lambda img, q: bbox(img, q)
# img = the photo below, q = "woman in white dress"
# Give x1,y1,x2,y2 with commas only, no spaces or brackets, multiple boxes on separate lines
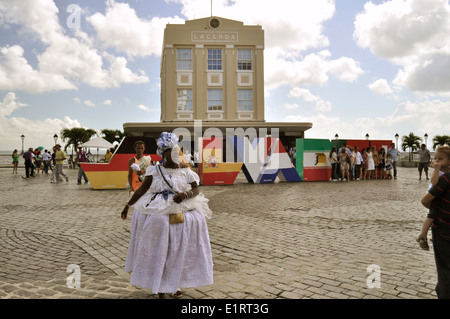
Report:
367,147,375,179
121,132,213,298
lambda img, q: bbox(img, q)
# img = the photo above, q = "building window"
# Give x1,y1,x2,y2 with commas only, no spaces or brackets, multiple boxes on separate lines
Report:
238,89,253,111
207,49,222,70
207,89,223,111
237,49,252,70
177,89,192,111
177,48,192,70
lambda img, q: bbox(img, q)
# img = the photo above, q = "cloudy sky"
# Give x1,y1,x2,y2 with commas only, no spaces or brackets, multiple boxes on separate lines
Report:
1,0,449,151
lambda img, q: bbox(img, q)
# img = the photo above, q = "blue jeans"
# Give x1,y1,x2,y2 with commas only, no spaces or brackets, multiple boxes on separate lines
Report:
77,166,88,183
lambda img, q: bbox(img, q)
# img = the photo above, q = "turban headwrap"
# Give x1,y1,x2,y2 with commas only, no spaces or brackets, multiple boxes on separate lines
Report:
156,132,179,157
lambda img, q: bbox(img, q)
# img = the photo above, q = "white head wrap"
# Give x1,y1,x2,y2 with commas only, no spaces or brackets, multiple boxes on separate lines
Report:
156,132,179,157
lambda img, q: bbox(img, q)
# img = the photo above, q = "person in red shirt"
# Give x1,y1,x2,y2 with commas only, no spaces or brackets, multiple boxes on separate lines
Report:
76,145,89,185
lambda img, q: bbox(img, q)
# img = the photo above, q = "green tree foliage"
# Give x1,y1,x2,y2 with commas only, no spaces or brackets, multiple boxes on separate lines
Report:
401,132,422,161
100,129,129,144
60,127,97,152
432,135,450,150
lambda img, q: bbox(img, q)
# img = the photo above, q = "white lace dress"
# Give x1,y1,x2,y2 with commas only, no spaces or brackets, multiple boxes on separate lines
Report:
367,152,375,171
125,166,214,294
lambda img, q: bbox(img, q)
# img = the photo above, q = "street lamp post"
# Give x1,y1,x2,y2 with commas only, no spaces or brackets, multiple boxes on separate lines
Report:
20,135,25,154
424,133,428,148
53,134,58,145
395,133,399,147
335,134,339,140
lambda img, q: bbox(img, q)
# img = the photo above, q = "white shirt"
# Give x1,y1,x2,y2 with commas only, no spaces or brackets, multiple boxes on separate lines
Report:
355,152,363,165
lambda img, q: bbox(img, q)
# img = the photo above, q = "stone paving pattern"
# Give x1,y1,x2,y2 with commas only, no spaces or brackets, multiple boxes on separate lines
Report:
0,166,438,299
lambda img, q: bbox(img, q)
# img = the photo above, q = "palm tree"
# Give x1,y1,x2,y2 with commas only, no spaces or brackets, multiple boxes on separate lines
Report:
60,127,97,157
401,132,422,161
100,129,129,144
432,135,450,150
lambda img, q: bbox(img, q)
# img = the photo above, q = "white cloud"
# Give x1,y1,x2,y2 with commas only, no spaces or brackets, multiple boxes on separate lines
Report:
289,88,319,102
0,45,76,93
84,100,96,107
169,0,335,52
87,0,184,58
328,57,365,83
315,100,332,112
0,93,81,150
0,92,27,117
137,104,151,112
0,0,149,93
368,78,393,95
265,50,363,92
103,100,112,105
168,0,362,92
288,87,332,112
354,0,450,93
0,116,82,151
284,98,450,143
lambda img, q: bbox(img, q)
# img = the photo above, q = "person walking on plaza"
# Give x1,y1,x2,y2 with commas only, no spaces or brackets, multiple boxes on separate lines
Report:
387,143,400,179
54,144,69,183
11,149,19,174
42,150,51,174
76,145,89,185
22,147,35,178
416,144,431,180
34,150,42,175
121,132,213,299
50,147,58,183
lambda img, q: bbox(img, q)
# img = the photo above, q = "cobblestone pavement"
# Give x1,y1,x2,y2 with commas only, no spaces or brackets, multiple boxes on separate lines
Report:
0,166,438,299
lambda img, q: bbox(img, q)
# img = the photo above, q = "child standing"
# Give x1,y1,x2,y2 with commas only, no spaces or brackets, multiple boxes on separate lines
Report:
421,146,450,299
417,146,450,250
385,154,393,179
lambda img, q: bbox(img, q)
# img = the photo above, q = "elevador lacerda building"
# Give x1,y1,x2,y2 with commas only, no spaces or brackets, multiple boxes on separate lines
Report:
123,16,312,151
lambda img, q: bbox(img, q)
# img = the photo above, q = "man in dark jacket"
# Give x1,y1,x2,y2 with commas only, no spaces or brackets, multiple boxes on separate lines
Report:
22,147,35,178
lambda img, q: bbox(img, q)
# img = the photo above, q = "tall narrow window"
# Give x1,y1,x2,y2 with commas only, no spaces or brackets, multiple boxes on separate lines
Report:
177,89,192,111
207,89,223,111
237,49,252,70
238,89,253,111
207,49,222,70
177,48,192,70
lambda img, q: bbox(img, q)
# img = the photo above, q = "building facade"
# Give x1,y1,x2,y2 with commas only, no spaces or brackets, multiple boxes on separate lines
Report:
160,16,265,123
123,16,312,149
